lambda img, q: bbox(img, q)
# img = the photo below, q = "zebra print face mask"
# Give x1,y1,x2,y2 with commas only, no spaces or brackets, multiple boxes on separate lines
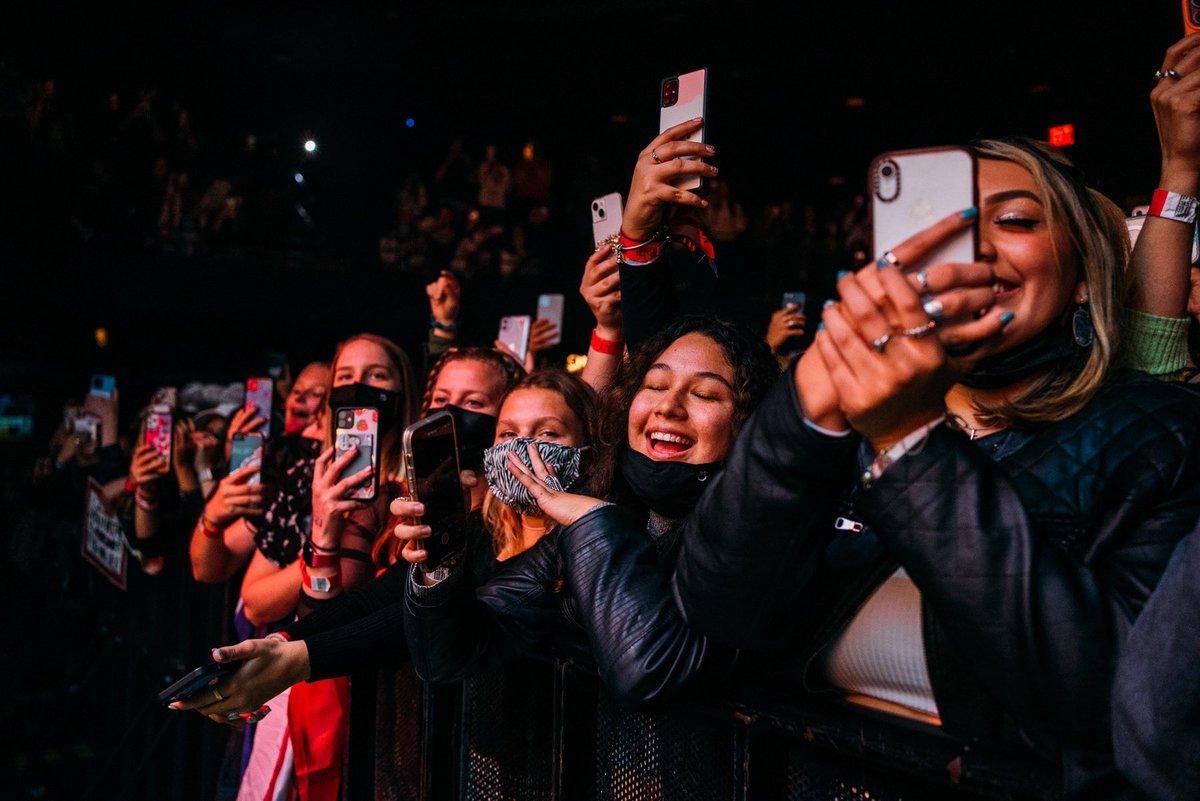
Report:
482,437,586,516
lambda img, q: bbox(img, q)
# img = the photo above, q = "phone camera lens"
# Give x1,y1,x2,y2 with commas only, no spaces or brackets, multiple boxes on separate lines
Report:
598,209,605,218
881,165,894,177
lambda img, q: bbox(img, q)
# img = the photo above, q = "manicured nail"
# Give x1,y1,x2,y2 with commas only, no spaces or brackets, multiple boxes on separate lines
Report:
822,299,836,309
960,207,979,220
817,322,825,331
709,166,719,175
1000,311,1015,326
212,649,225,661
692,116,703,123
412,503,424,515
169,702,183,711
700,199,709,207
705,144,716,154
836,270,849,281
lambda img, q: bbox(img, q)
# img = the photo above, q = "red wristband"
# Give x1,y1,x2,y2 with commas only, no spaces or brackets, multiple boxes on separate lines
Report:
590,329,624,355
618,228,666,265
301,561,342,593
198,515,224,539
124,477,137,494
1148,189,1198,224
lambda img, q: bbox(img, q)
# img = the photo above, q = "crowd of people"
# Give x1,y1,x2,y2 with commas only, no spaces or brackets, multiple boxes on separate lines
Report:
14,31,1200,801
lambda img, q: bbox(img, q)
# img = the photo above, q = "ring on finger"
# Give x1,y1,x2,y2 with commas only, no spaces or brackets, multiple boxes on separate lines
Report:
1168,68,1182,80
916,269,931,294
903,322,936,339
543,475,564,492
213,687,225,702
876,250,902,270
922,295,944,320
651,149,662,164
871,334,892,354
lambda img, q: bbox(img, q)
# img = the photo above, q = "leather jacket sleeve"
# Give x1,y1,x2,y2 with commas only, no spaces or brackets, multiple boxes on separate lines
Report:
404,533,559,683
672,365,860,649
558,504,736,707
857,382,1200,752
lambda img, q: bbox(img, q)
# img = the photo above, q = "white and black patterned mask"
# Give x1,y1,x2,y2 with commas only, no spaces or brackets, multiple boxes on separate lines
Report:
482,437,586,516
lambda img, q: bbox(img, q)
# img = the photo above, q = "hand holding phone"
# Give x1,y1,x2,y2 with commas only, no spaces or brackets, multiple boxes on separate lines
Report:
145,412,174,474
535,295,564,347
624,119,714,241
402,412,468,570
496,315,532,365
658,68,709,191
870,146,977,269
244,378,275,439
591,193,624,250
229,433,264,485
157,660,238,706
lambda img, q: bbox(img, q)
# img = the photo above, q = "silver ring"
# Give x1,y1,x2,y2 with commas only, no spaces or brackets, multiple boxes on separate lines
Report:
1156,69,1165,81
1168,68,1182,80
651,149,662,164
875,250,901,269
903,322,936,339
543,475,564,492
922,296,944,320
226,712,242,721
916,269,931,293
871,334,892,353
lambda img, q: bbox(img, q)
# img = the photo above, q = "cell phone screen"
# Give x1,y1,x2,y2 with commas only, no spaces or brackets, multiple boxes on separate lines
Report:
230,433,263,485
404,412,467,569
244,377,274,439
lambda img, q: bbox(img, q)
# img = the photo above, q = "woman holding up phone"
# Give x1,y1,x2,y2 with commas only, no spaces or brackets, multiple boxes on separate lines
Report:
669,139,1200,793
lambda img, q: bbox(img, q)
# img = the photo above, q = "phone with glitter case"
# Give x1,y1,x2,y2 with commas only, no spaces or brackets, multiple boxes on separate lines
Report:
591,192,624,250
145,411,173,474
870,146,977,271
658,68,709,191
244,377,275,439
334,407,380,501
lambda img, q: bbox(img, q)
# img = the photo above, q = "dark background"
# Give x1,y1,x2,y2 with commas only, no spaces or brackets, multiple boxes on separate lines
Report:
0,1,1185,425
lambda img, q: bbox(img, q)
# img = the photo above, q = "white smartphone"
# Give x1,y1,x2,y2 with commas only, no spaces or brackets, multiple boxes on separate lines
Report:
658,68,709,191
870,146,977,270
536,294,564,347
591,193,624,250
498,315,532,364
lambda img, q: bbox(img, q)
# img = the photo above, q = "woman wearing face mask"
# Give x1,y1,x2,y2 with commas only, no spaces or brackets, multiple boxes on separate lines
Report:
171,348,520,719
400,319,776,694
670,140,1200,794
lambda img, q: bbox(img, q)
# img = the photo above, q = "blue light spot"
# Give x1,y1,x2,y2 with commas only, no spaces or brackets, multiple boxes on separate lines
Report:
405,118,415,128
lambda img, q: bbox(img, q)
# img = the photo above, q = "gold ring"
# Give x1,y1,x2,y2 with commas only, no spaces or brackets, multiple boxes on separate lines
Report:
212,687,224,702
651,149,661,164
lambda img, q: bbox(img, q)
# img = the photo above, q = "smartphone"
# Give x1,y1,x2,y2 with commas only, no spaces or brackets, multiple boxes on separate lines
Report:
229,432,264,485
89,374,116,399
1186,0,1200,34
498,315,532,364
781,291,807,311
659,67,709,191
151,386,178,412
244,377,274,439
334,407,380,501
870,146,977,271
145,411,173,474
74,415,101,447
402,411,468,570
591,192,624,250
157,661,238,706
536,294,564,348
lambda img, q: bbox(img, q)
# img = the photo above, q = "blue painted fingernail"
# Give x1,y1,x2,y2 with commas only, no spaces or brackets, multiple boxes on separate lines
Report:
836,270,849,281
822,299,836,309
960,206,979,220
212,649,225,661
1000,311,1015,326
817,322,825,331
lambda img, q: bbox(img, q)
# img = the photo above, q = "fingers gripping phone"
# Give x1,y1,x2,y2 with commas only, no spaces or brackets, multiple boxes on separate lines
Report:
870,146,977,270
229,433,264,485
334,407,380,501
591,192,624,250
244,377,275,439
537,294,564,347
157,661,238,706
145,411,173,474
498,315,532,364
402,411,469,570
659,68,709,191
782,291,807,311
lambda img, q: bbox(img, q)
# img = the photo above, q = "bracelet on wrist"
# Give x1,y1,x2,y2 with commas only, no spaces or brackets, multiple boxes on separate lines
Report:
616,227,669,266
198,514,225,539
429,314,459,333
590,329,625,356
266,631,291,643
124,477,137,494
136,494,158,511
300,561,342,593
1148,189,1198,225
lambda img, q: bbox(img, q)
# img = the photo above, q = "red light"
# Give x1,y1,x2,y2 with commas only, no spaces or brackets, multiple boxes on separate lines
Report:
1048,124,1075,147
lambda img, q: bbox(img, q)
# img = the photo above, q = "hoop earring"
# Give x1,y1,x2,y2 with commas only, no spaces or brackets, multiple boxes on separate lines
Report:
1072,303,1094,348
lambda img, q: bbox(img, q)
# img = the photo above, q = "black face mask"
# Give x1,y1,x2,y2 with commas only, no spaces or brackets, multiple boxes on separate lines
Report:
441,405,498,470
619,447,719,518
328,383,401,437
958,322,1077,391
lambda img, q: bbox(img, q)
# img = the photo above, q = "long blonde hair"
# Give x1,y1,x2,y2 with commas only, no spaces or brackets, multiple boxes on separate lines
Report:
969,139,1130,428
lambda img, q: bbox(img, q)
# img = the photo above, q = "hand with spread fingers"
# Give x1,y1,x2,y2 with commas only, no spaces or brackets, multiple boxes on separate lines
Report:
795,208,1004,436
623,118,717,240
169,638,310,726
504,442,606,528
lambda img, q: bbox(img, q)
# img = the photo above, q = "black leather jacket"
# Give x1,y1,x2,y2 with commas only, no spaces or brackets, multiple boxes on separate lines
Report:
673,366,1200,761
405,503,729,706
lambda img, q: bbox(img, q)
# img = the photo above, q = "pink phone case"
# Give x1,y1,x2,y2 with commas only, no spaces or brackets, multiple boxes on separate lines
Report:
145,412,172,473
